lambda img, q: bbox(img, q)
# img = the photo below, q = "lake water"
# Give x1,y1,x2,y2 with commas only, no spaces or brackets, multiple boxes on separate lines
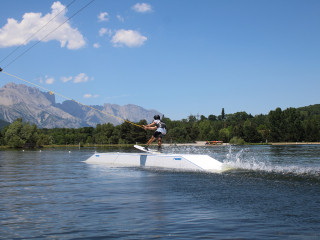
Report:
1,145,319,239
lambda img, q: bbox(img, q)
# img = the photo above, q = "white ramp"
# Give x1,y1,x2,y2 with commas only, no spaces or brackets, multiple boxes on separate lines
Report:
85,152,223,173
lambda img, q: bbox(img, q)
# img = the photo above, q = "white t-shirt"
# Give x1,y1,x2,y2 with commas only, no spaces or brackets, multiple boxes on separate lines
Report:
154,119,167,135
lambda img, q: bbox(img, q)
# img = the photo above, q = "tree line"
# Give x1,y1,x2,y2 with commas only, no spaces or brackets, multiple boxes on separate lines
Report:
0,105,319,148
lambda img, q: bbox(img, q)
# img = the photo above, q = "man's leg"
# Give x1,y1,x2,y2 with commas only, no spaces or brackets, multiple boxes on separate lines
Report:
145,136,155,150
157,137,162,151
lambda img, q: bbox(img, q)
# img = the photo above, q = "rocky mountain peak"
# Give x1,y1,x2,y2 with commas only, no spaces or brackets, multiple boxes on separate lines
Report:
0,82,162,128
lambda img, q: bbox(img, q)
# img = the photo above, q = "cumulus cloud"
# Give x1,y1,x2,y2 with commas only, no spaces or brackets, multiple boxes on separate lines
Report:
132,3,152,13
93,43,100,48
0,1,85,49
117,15,124,22
38,75,55,84
46,77,55,84
111,29,147,47
99,27,112,37
61,73,93,83
98,12,109,22
74,73,89,83
61,76,72,83
84,93,99,99
99,28,107,36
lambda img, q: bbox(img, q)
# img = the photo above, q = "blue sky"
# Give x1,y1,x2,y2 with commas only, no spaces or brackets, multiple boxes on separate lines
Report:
0,0,319,120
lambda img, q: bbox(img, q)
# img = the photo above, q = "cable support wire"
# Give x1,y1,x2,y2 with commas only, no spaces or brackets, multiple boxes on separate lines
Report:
0,70,144,129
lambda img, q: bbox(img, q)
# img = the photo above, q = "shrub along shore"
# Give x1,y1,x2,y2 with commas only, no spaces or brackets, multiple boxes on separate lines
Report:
1,142,320,150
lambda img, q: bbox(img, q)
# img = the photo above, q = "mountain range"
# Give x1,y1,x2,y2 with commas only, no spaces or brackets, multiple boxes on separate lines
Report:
0,83,161,128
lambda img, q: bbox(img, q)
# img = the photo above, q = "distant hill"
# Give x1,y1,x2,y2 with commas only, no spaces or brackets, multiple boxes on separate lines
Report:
0,83,161,128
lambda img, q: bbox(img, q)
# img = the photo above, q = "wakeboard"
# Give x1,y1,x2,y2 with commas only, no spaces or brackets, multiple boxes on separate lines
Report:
134,145,160,154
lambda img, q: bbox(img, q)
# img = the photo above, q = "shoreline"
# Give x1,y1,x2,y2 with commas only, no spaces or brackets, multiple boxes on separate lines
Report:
164,141,320,146
1,142,320,150
270,142,320,145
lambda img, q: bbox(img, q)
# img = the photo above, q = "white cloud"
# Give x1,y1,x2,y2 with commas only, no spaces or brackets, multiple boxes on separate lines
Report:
132,3,152,13
46,77,55,84
0,1,85,49
61,76,72,82
99,27,112,37
111,29,147,47
37,75,55,84
99,28,107,36
98,12,109,22
61,73,93,83
93,43,100,48
117,15,124,22
84,93,99,98
74,73,89,83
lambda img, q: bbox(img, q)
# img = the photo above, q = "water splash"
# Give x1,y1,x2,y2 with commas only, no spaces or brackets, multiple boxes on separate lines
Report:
161,145,320,179
223,145,320,179
224,146,269,171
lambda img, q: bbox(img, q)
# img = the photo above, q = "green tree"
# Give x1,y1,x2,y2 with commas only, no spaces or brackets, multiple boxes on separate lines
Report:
208,115,217,122
120,121,134,143
304,116,320,141
257,124,270,143
268,108,284,142
51,128,66,145
211,121,224,140
110,126,121,144
21,123,38,148
4,119,39,148
0,130,3,145
4,118,25,147
243,119,262,143
166,127,189,143
37,133,53,146
219,127,231,142
198,120,212,140
282,108,303,141
200,115,207,121
132,120,148,144
232,124,244,139
188,115,197,124
94,123,112,144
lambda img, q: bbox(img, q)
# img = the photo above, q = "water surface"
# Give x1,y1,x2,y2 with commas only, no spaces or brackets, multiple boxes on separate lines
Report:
1,145,319,239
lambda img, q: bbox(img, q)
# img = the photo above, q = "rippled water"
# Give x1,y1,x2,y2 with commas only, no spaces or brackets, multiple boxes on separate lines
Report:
1,145,320,239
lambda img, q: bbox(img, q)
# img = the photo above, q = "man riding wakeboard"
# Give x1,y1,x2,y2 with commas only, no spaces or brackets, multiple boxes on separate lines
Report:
143,115,167,151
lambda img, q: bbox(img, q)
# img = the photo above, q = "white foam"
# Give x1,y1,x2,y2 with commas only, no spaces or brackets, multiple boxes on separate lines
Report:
223,146,320,177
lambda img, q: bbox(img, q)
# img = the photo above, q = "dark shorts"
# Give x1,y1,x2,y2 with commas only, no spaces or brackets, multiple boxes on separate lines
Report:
153,131,164,138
